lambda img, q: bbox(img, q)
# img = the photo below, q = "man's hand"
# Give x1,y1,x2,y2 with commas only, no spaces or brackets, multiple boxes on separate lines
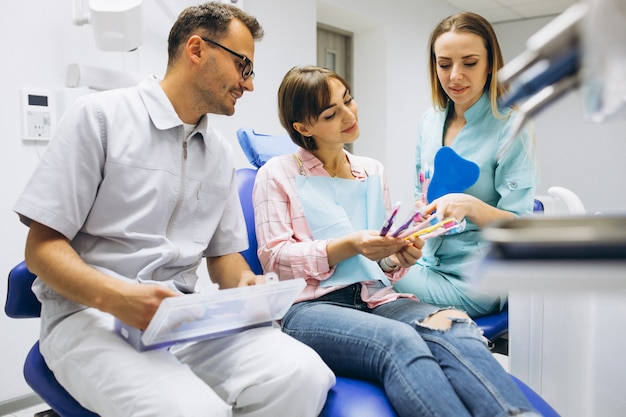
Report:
237,270,266,287
104,281,180,331
208,253,262,289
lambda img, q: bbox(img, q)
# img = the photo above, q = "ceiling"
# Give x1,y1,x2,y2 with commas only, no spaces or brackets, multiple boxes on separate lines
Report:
442,0,579,23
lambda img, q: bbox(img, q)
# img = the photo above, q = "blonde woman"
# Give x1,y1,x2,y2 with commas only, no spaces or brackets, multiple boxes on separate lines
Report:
395,12,538,317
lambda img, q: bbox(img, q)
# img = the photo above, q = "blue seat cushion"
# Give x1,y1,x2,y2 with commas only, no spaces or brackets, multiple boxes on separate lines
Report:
321,374,560,417
24,341,99,417
474,305,509,341
319,377,397,417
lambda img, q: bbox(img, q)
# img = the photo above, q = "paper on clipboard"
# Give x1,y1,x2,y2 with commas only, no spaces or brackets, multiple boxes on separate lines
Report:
115,275,306,351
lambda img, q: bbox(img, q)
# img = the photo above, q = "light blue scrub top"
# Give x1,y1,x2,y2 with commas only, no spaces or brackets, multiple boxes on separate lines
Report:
397,93,538,314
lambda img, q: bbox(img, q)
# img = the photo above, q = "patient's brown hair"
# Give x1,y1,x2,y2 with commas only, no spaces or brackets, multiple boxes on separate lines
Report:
278,66,351,151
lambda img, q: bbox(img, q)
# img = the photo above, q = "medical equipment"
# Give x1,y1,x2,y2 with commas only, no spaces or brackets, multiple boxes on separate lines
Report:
498,3,587,88
72,0,143,52
499,0,626,127
581,0,626,122
66,63,145,91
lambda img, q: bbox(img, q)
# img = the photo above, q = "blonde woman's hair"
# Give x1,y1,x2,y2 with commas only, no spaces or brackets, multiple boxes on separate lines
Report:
427,12,508,118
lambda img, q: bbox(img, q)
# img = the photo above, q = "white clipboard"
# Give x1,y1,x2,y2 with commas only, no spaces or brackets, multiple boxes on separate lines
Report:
115,275,305,351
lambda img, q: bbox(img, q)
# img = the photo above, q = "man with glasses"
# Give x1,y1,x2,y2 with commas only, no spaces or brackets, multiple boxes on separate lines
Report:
13,3,334,417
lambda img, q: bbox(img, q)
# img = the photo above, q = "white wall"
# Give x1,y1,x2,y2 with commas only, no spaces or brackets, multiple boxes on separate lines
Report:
2,0,625,406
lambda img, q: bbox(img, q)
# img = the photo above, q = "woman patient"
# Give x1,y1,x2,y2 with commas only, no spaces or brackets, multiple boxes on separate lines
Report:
252,65,540,417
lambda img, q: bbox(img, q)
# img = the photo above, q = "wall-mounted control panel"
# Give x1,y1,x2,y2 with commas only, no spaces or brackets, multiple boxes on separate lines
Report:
21,90,55,141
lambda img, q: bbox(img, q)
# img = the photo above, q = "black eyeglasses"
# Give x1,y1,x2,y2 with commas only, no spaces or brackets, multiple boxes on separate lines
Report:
201,37,255,80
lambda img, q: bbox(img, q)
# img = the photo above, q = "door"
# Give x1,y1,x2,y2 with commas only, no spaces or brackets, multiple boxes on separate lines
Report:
317,24,354,152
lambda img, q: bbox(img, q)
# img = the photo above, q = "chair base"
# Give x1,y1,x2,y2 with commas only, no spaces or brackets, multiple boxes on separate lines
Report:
34,410,60,417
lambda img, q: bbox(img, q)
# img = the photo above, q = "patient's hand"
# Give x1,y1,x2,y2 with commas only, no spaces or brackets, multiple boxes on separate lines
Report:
327,230,408,266
391,236,423,268
353,231,408,261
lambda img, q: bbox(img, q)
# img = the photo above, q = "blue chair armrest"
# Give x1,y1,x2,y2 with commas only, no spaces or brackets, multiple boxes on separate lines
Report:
5,260,40,318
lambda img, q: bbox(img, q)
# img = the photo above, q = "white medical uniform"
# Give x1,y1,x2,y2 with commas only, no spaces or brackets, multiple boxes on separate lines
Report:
14,76,334,417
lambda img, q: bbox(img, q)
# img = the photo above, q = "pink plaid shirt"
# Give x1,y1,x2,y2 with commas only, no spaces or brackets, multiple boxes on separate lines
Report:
253,148,416,307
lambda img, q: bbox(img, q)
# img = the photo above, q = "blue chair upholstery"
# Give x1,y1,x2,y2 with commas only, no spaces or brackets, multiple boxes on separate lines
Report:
319,378,396,417
512,375,560,417
474,305,509,342
5,261,99,417
237,127,298,169
5,260,40,318
237,168,264,275
234,128,560,416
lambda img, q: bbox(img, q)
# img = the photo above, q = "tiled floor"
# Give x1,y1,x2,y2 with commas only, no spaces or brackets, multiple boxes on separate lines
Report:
0,403,53,417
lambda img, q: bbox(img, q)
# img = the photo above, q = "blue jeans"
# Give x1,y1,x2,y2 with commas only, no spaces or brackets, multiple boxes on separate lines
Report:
281,284,539,417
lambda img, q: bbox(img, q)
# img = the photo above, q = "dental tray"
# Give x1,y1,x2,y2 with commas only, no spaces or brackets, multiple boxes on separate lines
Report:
115,275,305,351
482,215,626,260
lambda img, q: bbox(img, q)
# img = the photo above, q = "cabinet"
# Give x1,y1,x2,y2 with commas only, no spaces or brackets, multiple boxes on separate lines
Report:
477,256,626,417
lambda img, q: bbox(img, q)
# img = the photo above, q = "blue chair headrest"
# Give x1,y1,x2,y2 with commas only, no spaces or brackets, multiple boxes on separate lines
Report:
237,128,299,168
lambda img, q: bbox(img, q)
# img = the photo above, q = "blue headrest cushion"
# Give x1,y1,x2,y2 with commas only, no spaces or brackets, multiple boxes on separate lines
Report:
236,128,299,168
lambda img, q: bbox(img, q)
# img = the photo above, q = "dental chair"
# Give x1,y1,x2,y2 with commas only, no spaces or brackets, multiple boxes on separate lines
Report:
235,127,560,417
